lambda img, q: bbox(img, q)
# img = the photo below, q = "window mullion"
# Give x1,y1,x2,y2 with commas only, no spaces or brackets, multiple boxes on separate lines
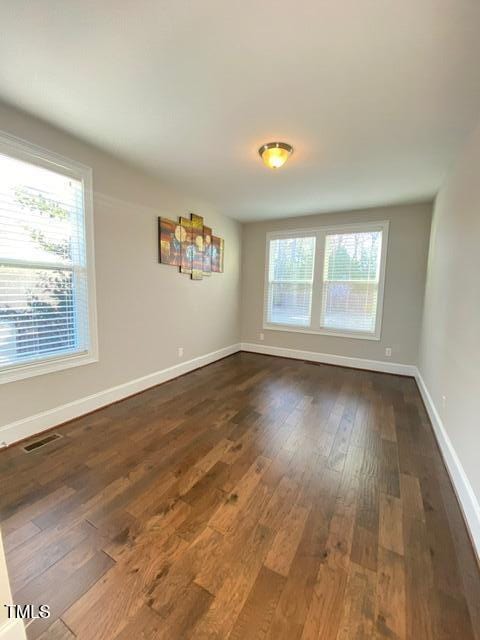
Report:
310,231,325,330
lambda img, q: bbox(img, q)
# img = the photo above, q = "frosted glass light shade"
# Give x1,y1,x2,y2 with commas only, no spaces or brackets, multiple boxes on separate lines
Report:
259,142,293,169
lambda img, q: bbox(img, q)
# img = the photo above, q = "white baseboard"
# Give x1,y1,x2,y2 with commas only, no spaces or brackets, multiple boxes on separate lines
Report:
240,342,417,376
0,620,26,640
0,343,241,448
415,370,480,559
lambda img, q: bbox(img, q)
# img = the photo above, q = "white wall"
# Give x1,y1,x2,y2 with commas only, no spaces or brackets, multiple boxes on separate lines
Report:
0,102,242,440
241,203,432,366
418,119,480,549
0,535,26,640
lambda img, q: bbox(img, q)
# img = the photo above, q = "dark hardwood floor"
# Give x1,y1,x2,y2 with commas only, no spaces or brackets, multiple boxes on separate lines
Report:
1,352,479,639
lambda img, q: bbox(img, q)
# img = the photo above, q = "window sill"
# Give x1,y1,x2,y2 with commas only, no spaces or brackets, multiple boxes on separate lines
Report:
0,350,98,384
263,323,381,341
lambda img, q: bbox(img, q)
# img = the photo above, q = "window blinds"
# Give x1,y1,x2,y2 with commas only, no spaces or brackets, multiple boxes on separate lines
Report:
0,152,89,370
320,230,382,334
266,236,315,327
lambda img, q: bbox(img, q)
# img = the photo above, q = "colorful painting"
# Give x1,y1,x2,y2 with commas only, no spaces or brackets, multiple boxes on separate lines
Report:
203,226,212,275
190,214,204,280
211,236,224,273
179,217,193,274
158,217,182,266
158,213,224,279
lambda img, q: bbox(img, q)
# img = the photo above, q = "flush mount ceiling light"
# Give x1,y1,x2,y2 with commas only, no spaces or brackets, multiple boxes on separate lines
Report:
258,142,293,169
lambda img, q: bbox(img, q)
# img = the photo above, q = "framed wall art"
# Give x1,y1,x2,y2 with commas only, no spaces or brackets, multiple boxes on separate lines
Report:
158,213,224,280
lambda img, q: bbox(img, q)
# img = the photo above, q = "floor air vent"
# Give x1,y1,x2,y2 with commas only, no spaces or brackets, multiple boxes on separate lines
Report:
23,433,62,453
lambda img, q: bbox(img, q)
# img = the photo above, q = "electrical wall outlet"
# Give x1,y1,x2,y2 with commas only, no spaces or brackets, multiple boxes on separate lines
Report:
385,347,392,357
442,395,447,409
178,347,184,358
259,333,264,341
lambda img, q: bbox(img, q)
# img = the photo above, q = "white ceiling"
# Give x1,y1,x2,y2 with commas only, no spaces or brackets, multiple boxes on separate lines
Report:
1,1,480,221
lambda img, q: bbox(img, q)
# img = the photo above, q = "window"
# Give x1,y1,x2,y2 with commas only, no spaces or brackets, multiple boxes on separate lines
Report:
321,229,383,334
266,235,316,327
264,222,388,340
0,133,97,383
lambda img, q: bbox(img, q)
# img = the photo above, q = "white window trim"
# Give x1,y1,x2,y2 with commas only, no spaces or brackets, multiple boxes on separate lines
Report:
263,221,389,341
0,130,99,384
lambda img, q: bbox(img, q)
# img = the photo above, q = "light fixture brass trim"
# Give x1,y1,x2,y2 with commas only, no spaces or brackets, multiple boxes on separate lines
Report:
258,142,293,155
258,142,294,169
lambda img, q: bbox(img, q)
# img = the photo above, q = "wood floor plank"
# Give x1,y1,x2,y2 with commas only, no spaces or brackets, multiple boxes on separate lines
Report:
400,473,425,522
154,581,214,640
111,605,164,640
375,546,406,639
208,455,272,535
300,564,348,640
192,524,273,639
4,520,41,553
228,566,286,640
403,513,436,639
36,619,75,640
146,525,222,619
265,478,339,640
264,500,310,577
0,353,477,640
8,520,96,593
336,563,376,640
25,549,114,638
62,534,188,639
379,493,404,555
193,482,276,597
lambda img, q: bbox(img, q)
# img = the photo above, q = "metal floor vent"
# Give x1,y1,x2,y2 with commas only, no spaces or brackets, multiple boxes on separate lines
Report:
23,433,62,453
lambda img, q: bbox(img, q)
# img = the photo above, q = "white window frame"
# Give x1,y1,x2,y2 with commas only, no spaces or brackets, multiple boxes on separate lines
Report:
0,131,98,384
263,221,389,341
